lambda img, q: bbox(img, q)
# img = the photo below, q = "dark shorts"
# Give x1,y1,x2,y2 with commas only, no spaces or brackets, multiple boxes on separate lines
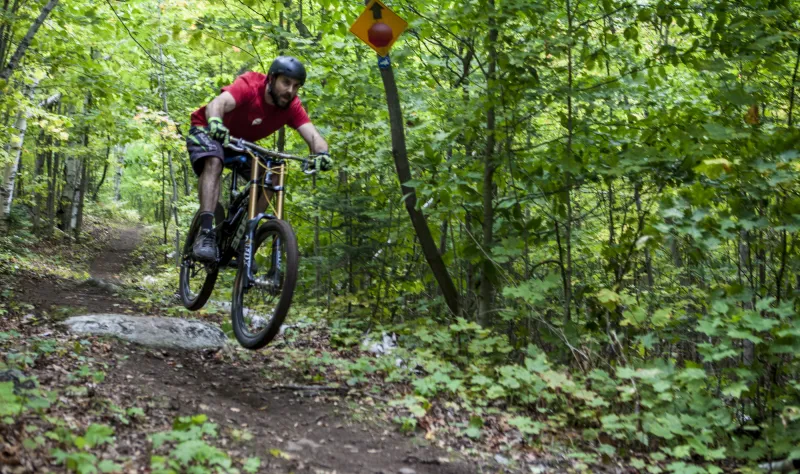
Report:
186,126,224,176
187,127,259,180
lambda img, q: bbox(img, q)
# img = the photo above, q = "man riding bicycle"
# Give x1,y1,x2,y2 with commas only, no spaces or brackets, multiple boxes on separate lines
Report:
186,56,331,262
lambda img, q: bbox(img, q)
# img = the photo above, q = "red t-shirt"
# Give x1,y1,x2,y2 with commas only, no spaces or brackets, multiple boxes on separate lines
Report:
190,72,310,142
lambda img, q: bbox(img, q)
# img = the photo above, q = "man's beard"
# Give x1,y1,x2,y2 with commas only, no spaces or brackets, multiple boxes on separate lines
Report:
268,84,292,110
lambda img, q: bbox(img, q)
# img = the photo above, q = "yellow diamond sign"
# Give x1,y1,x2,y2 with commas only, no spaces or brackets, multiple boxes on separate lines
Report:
349,0,407,57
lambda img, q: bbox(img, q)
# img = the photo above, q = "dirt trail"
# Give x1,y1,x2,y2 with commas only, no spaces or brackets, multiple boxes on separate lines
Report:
18,226,481,474
89,226,147,283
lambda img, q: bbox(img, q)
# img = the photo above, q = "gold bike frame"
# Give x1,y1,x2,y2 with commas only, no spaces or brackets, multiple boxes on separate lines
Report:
246,150,286,221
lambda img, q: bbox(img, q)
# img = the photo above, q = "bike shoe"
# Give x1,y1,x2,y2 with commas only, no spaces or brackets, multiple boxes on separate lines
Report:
192,229,218,262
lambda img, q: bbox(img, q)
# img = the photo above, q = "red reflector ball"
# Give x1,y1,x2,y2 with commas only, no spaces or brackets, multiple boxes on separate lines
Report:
368,22,393,48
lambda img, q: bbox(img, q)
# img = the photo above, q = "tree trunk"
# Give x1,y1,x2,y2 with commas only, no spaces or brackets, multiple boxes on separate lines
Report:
74,89,92,240
479,0,498,325
0,0,22,70
0,78,39,226
634,182,654,288
60,153,80,233
32,131,47,232
46,147,59,236
158,43,180,231
0,0,60,81
313,173,321,302
788,44,799,128
74,155,88,240
182,162,190,196
738,229,755,366
161,151,168,247
92,141,110,201
563,0,575,323
114,146,125,201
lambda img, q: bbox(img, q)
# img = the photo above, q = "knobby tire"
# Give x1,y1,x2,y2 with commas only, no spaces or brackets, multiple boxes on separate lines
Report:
179,205,224,311
231,219,299,350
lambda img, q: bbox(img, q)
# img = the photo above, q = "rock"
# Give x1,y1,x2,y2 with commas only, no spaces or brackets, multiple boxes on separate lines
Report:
296,438,320,450
285,441,303,452
0,369,36,390
285,438,321,453
398,468,416,474
63,314,227,350
343,444,358,453
278,324,297,337
362,331,397,355
142,276,159,286
82,277,121,293
494,454,510,466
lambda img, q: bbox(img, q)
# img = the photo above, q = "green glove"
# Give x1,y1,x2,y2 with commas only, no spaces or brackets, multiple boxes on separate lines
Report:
207,117,230,145
312,152,333,171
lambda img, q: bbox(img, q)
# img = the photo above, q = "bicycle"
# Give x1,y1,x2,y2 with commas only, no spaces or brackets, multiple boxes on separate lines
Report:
178,136,316,349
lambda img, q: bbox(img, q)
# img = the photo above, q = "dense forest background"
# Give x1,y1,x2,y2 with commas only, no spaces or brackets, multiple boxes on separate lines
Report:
1,0,800,471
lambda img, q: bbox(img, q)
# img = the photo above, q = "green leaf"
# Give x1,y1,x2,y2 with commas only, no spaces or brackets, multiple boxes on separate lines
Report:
508,416,544,436
721,381,748,398
486,385,506,399
594,289,620,310
702,123,735,141
464,426,481,439
741,312,778,332
470,374,493,386
726,328,763,344
502,273,561,304
622,306,648,327
695,158,732,179
83,424,114,448
97,459,122,473
243,457,261,473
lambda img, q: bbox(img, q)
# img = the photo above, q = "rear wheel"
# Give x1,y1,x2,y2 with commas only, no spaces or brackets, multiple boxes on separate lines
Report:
179,205,224,310
231,219,298,349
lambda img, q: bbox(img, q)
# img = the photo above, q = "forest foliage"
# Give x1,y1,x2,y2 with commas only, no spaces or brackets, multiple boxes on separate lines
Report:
2,0,800,471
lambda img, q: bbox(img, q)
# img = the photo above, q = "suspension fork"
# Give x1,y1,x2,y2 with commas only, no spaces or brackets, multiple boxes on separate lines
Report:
242,153,285,288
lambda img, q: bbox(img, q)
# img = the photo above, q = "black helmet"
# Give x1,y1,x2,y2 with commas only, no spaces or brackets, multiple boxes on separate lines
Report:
268,56,306,85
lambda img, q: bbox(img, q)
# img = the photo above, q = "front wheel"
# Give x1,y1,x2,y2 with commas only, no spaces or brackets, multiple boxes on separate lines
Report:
231,219,299,349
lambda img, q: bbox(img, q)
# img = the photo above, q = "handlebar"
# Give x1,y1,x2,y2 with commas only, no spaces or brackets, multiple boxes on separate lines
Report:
225,136,317,174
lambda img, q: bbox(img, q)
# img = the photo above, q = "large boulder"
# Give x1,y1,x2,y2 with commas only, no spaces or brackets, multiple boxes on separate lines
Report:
63,314,227,350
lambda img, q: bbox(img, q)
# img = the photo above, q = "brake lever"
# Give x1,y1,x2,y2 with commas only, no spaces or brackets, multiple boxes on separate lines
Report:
225,138,246,153
302,159,318,175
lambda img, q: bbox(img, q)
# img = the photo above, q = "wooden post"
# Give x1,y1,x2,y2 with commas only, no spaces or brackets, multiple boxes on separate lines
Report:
378,58,460,316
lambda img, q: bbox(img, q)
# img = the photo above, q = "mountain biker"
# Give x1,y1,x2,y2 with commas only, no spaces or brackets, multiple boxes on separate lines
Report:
186,56,331,262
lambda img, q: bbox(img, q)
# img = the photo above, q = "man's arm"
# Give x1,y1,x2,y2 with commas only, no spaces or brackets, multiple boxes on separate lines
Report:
205,91,237,120
296,123,328,154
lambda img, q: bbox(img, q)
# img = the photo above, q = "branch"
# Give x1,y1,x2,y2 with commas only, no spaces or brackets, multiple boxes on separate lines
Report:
0,0,59,81
401,4,487,78
529,259,562,272
104,0,178,70
575,3,635,30
788,43,800,127
575,62,664,93
202,30,257,60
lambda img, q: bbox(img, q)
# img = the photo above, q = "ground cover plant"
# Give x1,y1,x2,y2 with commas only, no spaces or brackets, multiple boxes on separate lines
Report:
1,0,800,471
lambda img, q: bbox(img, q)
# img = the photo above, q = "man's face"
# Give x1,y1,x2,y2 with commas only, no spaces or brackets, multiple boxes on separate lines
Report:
269,75,302,109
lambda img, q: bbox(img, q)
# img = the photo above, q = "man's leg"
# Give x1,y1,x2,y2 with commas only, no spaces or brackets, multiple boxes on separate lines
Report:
198,156,223,218
187,126,225,262
192,157,223,261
